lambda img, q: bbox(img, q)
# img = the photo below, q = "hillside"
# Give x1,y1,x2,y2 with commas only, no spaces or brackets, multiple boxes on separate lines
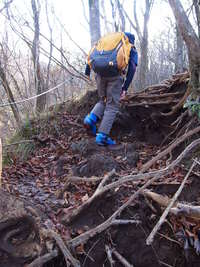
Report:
1,72,200,267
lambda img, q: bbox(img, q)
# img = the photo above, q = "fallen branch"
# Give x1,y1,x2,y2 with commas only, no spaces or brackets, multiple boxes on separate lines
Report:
58,175,103,198
63,138,200,226
67,138,200,248
112,248,134,267
146,160,196,246
141,125,200,172
105,245,115,267
62,169,116,223
42,229,80,267
27,249,58,267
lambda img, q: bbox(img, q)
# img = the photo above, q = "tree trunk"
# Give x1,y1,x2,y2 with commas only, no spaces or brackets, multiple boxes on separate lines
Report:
136,0,152,90
0,188,41,266
31,0,46,112
0,61,22,127
88,0,101,46
194,0,200,38
175,25,184,73
168,0,200,97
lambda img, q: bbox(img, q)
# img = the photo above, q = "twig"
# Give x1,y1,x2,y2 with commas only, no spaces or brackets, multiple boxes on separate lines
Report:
111,219,141,225
146,160,196,245
42,229,80,267
67,138,200,248
58,176,103,198
63,138,200,226
62,169,116,223
27,249,58,267
112,248,134,267
105,245,115,267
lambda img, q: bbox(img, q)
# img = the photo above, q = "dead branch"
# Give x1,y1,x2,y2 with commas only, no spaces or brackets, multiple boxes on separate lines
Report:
146,161,196,246
66,138,200,248
112,248,134,267
63,138,200,226
62,169,116,223
141,125,200,173
27,249,58,267
42,229,80,267
58,176,103,198
105,245,115,267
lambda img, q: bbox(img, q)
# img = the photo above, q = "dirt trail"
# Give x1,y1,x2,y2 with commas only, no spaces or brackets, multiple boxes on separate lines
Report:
2,72,200,267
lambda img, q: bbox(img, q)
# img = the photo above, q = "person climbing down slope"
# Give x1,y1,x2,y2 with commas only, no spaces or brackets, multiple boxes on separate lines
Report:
84,32,138,146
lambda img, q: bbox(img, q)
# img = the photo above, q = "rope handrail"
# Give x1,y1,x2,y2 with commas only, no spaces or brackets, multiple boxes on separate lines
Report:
0,79,68,108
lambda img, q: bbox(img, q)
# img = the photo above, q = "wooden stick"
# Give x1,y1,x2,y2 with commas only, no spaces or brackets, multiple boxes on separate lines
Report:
27,249,58,267
62,169,115,224
63,138,200,226
42,229,80,267
112,249,134,267
105,245,115,267
146,160,196,246
67,139,200,249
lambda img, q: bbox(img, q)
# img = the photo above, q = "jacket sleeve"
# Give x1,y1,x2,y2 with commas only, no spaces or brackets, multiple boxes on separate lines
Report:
85,63,91,77
122,48,138,91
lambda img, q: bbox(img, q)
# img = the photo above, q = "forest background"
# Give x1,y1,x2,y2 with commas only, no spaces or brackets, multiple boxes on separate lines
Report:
0,0,197,141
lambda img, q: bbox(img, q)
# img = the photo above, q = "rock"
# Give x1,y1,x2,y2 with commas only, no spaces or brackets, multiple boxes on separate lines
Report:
73,154,118,177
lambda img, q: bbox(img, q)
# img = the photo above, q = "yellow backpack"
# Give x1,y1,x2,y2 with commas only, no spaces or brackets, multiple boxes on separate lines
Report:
87,32,133,77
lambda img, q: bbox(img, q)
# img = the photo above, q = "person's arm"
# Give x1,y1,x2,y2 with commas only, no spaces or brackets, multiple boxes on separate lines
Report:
122,48,138,92
85,63,91,77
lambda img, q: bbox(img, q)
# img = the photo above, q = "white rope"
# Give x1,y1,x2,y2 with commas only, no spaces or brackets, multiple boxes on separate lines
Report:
0,79,69,108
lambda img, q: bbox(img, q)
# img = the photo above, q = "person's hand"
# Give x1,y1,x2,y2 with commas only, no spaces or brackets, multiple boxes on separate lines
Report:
120,90,128,101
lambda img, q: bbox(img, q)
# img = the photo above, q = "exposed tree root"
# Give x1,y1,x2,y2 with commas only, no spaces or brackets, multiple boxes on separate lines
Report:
161,85,191,116
140,125,200,172
146,160,196,245
64,138,200,249
143,190,200,220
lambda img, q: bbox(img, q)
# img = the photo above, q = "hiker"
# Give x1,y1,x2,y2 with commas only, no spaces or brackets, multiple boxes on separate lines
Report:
84,32,138,146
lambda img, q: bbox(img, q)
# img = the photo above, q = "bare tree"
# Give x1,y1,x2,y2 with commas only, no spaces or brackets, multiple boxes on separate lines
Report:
193,0,200,38
118,0,154,90
168,0,200,98
175,25,185,73
135,0,154,90
0,0,14,14
31,0,45,112
88,0,101,46
0,60,21,127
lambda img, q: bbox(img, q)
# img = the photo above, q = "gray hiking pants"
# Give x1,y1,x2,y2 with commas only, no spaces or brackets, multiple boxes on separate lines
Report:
91,74,123,135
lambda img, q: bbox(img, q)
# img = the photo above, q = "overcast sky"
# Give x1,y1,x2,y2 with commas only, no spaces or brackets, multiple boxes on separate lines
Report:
0,0,182,61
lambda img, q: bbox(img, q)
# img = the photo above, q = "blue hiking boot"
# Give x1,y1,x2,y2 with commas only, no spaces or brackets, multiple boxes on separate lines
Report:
84,113,98,136
96,132,116,146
